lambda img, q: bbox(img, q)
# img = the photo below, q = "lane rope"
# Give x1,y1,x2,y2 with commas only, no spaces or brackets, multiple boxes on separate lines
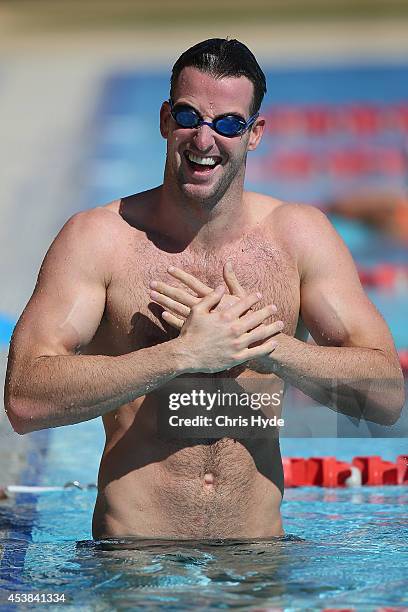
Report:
2,456,407,495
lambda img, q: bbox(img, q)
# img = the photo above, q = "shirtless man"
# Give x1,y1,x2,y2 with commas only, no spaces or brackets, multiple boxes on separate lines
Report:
5,39,404,540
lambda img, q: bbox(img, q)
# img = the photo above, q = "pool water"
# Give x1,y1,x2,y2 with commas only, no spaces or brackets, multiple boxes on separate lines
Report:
1,483,407,610
1,421,407,611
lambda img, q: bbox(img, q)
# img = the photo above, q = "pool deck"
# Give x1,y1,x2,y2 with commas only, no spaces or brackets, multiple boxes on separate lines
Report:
1,20,408,489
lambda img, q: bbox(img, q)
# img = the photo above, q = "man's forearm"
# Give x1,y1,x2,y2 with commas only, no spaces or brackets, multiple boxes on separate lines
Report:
260,334,405,424
5,340,190,433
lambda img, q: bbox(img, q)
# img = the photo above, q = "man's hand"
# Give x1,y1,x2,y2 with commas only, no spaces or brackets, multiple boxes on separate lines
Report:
149,261,277,329
168,284,283,373
149,262,283,373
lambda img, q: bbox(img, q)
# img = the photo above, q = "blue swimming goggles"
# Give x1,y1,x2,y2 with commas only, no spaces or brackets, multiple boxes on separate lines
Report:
169,99,259,138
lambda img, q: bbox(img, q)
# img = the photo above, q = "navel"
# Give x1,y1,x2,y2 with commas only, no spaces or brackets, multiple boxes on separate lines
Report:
203,472,215,491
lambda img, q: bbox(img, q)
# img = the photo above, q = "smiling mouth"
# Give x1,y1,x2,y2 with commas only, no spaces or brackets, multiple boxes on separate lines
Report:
184,151,222,172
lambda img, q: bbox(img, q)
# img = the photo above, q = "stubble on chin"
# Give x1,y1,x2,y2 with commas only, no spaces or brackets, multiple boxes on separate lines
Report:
176,156,247,208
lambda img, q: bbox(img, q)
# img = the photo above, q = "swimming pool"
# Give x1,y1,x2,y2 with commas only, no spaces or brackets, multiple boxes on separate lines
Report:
1,61,408,610
1,420,407,610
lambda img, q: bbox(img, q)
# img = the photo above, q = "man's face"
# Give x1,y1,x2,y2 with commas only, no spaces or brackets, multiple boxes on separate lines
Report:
160,67,265,206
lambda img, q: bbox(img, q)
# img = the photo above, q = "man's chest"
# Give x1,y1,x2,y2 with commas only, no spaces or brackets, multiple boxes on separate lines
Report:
103,235,300,352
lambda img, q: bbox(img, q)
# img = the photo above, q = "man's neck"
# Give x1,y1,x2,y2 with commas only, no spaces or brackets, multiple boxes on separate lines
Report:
156,181,250,250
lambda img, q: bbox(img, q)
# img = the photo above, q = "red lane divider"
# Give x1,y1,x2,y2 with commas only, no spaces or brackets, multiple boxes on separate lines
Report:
322,609,355,612
264,102,408,136
283,455,408,488
399,350,408,374
307,457,352,488
397,455,408,484
282,457,308,488
352,456,399,485
357,264,408,289
255,148,406,180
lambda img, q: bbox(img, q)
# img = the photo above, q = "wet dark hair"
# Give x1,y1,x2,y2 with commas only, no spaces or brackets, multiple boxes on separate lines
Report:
170,38,267,115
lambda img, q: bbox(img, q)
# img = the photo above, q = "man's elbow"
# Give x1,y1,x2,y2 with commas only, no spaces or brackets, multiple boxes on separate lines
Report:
4,396,39,435
371,376,405,426
10,419,31,436
6,413,31,435
381,394,405,426
389,370,406,423
376,405,403,426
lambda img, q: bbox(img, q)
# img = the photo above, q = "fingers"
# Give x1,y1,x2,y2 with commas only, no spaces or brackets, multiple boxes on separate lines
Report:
223,261,246,297
194,285,225,313
150,280,199,308
223,292,262,319
162,311,184,329
243,320,284,346
239,304,278,333
150,291,190,317
236,336,280,361
167,266,212,297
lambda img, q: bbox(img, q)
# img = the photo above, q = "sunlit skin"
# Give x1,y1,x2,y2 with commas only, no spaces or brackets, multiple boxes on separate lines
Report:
158,67,265,243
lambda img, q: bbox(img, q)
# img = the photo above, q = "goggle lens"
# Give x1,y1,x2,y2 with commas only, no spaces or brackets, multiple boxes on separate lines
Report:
215,116,245,136
174,109,200,129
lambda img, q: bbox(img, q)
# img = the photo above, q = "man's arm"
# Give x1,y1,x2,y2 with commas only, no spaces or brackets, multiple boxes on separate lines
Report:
4,208,186,434
267,205,405,425
5,209,280,434
148,209,405,425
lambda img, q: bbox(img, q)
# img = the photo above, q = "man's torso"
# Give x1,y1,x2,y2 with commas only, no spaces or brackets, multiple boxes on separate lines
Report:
88,192,303,539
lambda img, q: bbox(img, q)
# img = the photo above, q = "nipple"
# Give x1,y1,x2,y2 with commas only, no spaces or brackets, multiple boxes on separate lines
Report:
203,472,215,491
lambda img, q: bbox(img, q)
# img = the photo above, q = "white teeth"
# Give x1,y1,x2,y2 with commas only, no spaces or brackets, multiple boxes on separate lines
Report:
187,152,217,166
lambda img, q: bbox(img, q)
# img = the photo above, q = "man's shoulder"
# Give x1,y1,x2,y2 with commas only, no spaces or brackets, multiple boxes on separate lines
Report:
275,202,340,264
70,200,122,226
274,200,330,232
49,202,125,266
65,190,161,250
63,200,126,240
247,192,330,233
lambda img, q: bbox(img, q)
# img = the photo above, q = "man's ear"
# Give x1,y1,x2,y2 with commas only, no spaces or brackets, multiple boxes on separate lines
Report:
160,101,171,139
247,116,265,152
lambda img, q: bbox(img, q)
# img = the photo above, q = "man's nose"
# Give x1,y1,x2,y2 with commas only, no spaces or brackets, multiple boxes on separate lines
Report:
192,123,215,151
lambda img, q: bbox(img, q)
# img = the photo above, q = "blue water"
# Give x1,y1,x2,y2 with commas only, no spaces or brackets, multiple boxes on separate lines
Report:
3,508,408,610
0,419,407,610
0,314,14,346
